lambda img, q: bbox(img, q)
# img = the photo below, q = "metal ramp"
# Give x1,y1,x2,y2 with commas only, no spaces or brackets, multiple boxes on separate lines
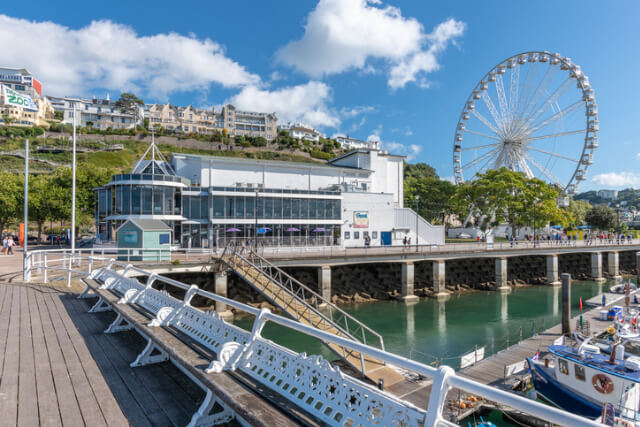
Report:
218,243,405,387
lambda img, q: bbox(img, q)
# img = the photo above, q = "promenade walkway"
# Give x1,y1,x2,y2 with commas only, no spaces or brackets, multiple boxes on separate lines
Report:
0,252,206,426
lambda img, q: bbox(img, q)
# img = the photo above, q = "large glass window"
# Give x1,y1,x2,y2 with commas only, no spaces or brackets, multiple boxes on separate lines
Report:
283,199,292,219
153,187,164,214
225,197,234,218
273,198,282,219
190,197,200,218
131,186,141,214
114,187,122,215
264,198,273,219
163,188,173,215
309,199,318,219
245,196,255,219
142,186,153,214
300,198,308,218
213,196,224,218
256,197,264,219
201,196,209,219
183,196,191,218
122,186,131,215
325,199,332,219
292,199,300,219
235,197,245,218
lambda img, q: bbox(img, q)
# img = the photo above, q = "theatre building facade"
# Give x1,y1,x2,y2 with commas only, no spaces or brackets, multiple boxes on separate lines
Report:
95,143,444,248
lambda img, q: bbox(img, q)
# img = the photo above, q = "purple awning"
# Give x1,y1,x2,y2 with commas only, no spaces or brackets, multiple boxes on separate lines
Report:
313,227,326,232
226,227,241,232
285,227,300,232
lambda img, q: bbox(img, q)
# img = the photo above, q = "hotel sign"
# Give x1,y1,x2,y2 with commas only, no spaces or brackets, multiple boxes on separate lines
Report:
1,84,38,111
353,211,369,228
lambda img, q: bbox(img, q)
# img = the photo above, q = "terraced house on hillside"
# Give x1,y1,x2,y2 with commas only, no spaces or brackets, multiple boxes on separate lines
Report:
146,103,278,141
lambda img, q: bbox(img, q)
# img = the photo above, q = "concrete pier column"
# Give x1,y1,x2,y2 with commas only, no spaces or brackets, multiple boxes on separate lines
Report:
432,260,449,299
562,273,571,335
608,251,622,280
401,262,419,303
495,258,511,293
214,272,233,320
317,265,331,305
545,255,561,286
591,252,606,282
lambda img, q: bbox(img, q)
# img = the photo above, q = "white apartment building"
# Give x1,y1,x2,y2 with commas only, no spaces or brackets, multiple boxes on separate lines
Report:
0,67,43,99
335,135,381,150
279,122,322,143
597,189,619,200
48,96,143,130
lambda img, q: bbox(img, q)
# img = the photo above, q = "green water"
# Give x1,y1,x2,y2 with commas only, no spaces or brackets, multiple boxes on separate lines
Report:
234,279,634,367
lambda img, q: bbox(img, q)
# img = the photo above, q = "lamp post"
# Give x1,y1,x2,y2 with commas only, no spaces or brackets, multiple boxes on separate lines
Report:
616,203,621,228
415,195,420,252
533,198,537,248
254,188,259,248
22,139,29,281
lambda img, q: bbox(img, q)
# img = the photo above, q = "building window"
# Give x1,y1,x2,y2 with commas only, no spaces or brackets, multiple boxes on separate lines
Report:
14,84,25,91
344,231,350,240
354,231,360,240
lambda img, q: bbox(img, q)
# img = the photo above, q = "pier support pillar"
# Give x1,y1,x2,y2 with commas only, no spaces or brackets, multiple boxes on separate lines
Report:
591,252,606,282
545,255,561,286
495,258,511,293
562,273,571,335
608,251,622,280
401,262,419,303
214,272,233,320
317,265,331,306
432,260,449,299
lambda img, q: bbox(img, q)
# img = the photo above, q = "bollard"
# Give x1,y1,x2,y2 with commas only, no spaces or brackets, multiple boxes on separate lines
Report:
43,254,48,283
562,273,571,335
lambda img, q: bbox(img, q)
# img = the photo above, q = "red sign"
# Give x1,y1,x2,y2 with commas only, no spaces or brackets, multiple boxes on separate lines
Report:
32,78,42,96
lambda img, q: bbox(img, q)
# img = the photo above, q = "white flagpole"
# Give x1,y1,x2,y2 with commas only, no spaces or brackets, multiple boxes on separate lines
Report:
71,104,77,255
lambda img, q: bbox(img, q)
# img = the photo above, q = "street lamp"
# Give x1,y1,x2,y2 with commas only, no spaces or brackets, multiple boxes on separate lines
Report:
254,188,259,249
415,195,420,252
532,198,538,248
616,203,621,228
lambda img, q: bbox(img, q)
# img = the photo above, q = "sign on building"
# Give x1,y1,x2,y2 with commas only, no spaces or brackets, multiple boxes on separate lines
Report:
353,211,369,228
1,84,38,111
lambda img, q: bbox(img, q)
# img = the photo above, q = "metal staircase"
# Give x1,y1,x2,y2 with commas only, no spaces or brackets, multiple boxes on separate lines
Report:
218,242,405,386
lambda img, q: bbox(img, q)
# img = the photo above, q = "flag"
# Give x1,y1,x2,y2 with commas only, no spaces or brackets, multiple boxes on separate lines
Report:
532,351,539,361
579,297,583,311
1,84,38,111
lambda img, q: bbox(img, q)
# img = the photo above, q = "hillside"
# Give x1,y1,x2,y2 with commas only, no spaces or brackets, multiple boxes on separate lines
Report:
575,188,640,209
0,130,342,173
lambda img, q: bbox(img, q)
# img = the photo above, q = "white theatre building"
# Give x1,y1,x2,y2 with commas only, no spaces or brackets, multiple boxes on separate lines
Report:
95,145,444,248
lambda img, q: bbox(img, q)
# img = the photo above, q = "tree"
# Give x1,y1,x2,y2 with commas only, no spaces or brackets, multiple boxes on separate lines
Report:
115,93,144,129
585,204,617,230
404,176,456,225
0,172,22,235
404,162,438,181
29,174,66,242
2,112,14,125
451,167,572,236
563,199,591,228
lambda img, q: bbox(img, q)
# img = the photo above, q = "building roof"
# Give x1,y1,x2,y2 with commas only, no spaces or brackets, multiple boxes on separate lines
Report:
173,152,374,173
118,218,172,232
328,149,405,164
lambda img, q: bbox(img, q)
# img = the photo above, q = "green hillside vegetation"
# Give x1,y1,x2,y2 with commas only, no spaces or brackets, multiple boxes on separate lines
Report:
575,188,640,209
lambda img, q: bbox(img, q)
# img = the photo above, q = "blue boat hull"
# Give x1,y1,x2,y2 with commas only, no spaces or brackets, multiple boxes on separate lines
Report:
527,358,602,419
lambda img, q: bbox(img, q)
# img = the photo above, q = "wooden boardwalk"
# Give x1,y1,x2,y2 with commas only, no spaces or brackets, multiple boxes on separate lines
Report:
0,281,206,426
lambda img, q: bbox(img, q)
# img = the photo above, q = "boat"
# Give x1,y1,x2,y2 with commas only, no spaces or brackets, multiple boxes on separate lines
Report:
528,341,640,425
611,281,638,294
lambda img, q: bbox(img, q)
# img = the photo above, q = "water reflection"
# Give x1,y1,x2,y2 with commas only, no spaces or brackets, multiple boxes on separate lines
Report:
406,303,415,346
500,293,508,322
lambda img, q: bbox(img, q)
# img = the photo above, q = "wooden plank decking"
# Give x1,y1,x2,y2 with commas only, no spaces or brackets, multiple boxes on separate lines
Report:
0,281,207,426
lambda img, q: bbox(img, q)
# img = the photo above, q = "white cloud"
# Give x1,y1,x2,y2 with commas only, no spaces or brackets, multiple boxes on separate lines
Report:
0,15,259,98
228,81,339,128
276,0,464,88
340,105,375,118
366,125,421,160
592,172,640,187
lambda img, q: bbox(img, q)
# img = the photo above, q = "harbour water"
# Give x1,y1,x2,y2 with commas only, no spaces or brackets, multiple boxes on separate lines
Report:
234,278,633,367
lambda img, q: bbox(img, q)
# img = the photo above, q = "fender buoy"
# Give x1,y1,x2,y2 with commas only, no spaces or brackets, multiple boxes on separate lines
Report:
607,326,616,335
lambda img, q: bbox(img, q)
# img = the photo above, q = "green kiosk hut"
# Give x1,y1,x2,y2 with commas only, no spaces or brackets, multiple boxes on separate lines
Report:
116,219,172,261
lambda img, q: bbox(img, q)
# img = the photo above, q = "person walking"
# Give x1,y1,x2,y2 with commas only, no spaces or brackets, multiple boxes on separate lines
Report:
2,236,7,255
7,236,15,255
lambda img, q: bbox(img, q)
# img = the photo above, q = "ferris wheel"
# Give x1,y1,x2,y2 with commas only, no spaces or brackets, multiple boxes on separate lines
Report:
452,51,598,196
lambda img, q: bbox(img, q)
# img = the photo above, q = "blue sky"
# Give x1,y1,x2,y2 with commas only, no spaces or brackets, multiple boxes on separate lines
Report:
1,1,639,191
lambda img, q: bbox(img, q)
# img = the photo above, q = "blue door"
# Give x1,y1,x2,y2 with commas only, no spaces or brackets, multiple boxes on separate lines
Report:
381,232,392,246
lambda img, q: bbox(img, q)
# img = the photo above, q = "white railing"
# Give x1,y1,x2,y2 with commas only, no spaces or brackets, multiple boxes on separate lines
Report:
24,248,602,427
395,208,445,245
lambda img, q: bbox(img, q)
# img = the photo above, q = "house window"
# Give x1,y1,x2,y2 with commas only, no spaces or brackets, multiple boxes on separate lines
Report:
574,364,586,381
344,231,350,240
354,231,360,240
558,359,569,375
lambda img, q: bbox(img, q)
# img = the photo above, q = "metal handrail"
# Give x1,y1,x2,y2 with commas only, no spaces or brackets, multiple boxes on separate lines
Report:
221,242,385,352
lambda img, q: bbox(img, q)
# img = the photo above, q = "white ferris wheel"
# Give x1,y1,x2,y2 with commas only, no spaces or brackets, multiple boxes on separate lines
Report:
453,51,598,196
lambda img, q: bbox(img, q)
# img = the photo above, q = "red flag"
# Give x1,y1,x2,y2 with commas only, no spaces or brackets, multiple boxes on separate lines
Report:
579,297,583,311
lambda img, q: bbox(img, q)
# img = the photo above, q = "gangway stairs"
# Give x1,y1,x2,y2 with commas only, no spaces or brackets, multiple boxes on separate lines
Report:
218,243,406,389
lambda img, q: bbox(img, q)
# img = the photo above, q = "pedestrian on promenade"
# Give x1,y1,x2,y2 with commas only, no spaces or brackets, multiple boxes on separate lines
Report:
403,236,407,247
2,236,7,255
509,234,513,247
7,236,15,255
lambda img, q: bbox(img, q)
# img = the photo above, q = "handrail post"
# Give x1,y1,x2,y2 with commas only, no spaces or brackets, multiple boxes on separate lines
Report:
37,252,42,274
43,254,48,283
